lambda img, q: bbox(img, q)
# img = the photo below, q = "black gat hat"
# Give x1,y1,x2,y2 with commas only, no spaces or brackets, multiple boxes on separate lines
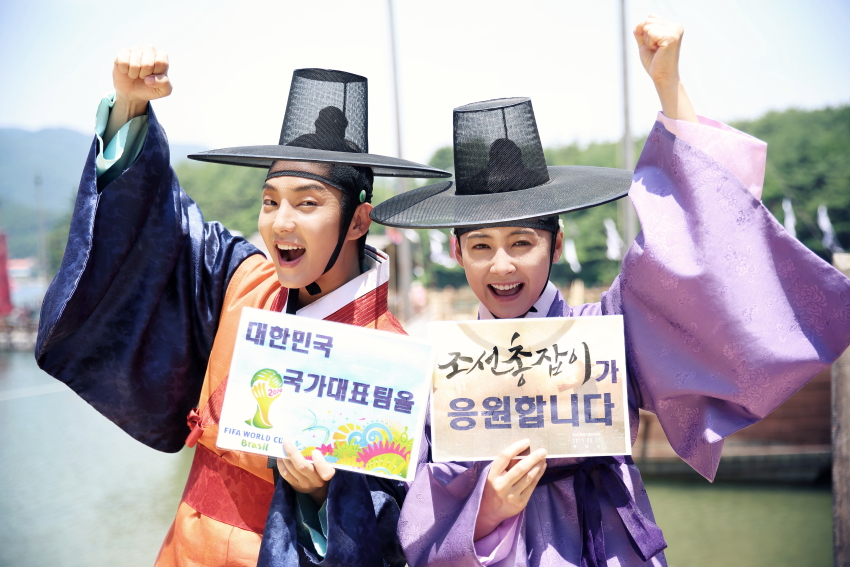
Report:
370,97,632,232
188,68,449,178
187,69,449,299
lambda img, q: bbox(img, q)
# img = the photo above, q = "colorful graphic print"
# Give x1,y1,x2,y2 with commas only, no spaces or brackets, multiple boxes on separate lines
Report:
246,368,283,429
297,417,414,477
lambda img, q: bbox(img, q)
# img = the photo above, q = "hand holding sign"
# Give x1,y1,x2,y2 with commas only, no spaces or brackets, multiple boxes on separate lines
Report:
278,438,336,505
474,439,548,541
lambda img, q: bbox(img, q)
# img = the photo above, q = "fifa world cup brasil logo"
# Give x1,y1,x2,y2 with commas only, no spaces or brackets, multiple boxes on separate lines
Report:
246,369,283,429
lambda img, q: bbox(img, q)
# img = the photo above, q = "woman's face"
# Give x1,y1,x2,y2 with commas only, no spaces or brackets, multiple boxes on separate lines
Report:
456,226,563,319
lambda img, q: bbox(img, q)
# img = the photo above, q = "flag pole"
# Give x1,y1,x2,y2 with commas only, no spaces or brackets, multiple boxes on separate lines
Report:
35,173,48,282
387,0,412,322
619,0,638,251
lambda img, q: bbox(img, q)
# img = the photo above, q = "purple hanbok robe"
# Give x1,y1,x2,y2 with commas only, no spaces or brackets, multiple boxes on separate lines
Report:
397,115,850,567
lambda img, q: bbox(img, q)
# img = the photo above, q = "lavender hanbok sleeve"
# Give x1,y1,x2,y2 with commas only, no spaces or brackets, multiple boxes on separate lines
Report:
35,104,261,453
573,115,850,480
399,115,850,567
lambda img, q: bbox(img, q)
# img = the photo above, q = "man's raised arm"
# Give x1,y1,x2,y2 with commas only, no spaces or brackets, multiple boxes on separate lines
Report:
36,47,261,453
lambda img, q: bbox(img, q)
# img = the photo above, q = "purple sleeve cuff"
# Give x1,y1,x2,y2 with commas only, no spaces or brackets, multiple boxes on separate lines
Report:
474,512,523,565
655,112,767,200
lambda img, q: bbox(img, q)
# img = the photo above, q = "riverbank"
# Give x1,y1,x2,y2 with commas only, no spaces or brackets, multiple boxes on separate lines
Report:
647,480,831,567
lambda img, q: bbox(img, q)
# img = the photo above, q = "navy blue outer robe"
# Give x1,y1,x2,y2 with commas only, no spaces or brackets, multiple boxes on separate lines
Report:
35,105,408,567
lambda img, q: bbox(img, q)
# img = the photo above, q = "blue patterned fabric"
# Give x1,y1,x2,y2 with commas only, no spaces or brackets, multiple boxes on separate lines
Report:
259,468,408,567
94,92,149,185
35,104,261,453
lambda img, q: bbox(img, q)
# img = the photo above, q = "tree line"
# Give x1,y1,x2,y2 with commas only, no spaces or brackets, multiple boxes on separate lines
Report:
47,105,850,288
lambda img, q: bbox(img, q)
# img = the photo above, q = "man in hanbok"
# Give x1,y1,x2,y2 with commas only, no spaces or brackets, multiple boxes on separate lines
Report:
371,16,850,566
35,48,448,566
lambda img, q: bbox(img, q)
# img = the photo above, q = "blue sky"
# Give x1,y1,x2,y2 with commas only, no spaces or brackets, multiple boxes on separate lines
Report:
1,0,848,164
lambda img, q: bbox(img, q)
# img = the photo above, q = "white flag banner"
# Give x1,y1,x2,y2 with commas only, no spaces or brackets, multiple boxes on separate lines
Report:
429,230,456,268
563,238,582,273
782,198,796,239
603,218,624,261
817,205,845,253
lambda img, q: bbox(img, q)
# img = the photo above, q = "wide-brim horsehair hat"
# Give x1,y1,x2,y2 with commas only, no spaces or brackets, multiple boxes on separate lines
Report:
188,68,449,179
187,68,450,299
370,97,632,232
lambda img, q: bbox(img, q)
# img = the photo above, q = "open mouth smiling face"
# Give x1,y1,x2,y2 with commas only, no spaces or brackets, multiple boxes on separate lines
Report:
489,282,524,297
456,226,561,319
276,243,307,265
258,161,345,290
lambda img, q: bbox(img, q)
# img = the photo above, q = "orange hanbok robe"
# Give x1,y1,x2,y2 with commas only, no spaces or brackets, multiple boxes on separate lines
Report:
156,248,404,566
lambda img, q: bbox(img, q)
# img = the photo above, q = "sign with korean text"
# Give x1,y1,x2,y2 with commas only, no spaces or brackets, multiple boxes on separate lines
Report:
217,307,433,482
429,316,630,462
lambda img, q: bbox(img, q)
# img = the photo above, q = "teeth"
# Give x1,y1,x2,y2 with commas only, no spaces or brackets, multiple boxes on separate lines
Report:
277,245,305,250
492,283,520,291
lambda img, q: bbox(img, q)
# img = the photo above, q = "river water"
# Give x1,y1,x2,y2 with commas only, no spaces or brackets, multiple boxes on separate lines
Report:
0,351,832,567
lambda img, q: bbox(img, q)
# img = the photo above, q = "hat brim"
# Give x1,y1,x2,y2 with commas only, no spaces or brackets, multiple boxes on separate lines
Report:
370,165,632,228
187,145,450,179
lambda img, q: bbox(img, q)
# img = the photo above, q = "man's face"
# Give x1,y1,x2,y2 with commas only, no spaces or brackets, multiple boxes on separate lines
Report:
456,226,563,319
259,161,346,289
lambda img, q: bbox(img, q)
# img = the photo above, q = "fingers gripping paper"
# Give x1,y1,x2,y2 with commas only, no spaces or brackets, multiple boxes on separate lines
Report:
217,308,433,482
428,316,630,462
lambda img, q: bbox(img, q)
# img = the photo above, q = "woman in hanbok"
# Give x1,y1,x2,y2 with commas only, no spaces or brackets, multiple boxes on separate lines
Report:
371,16,850,566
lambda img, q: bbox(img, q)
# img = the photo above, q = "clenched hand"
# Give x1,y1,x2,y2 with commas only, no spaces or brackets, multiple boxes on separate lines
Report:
104,45,172,145
634,15,698,122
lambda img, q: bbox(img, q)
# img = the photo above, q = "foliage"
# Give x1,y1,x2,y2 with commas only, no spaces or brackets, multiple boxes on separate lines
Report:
415,106,850,286
426,262,469,288
45,163,266,275
36,105,850,286
2,201,62,262
732,106,850,260
47,207,72,274
174,161,268,236
428,146,454,174
545,139,643,287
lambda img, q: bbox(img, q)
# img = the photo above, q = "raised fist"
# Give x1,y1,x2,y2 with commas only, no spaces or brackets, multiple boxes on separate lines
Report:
633,16,685,86
113,46,172,105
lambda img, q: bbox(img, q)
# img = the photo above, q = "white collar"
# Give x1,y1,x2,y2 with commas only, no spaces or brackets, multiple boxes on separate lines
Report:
288,245,390,320
477,281,558,320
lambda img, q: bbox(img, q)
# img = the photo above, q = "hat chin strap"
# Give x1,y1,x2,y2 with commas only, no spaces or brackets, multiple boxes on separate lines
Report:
293,205,354,300
283,234,341,311
285,288,300,314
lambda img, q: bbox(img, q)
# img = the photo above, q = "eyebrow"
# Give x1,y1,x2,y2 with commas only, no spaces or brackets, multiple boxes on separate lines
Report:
466,228,536,240
262,182,330,193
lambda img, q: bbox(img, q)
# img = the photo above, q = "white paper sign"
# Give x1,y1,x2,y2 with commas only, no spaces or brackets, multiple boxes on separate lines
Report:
428,316,630,462
217,307,433,482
